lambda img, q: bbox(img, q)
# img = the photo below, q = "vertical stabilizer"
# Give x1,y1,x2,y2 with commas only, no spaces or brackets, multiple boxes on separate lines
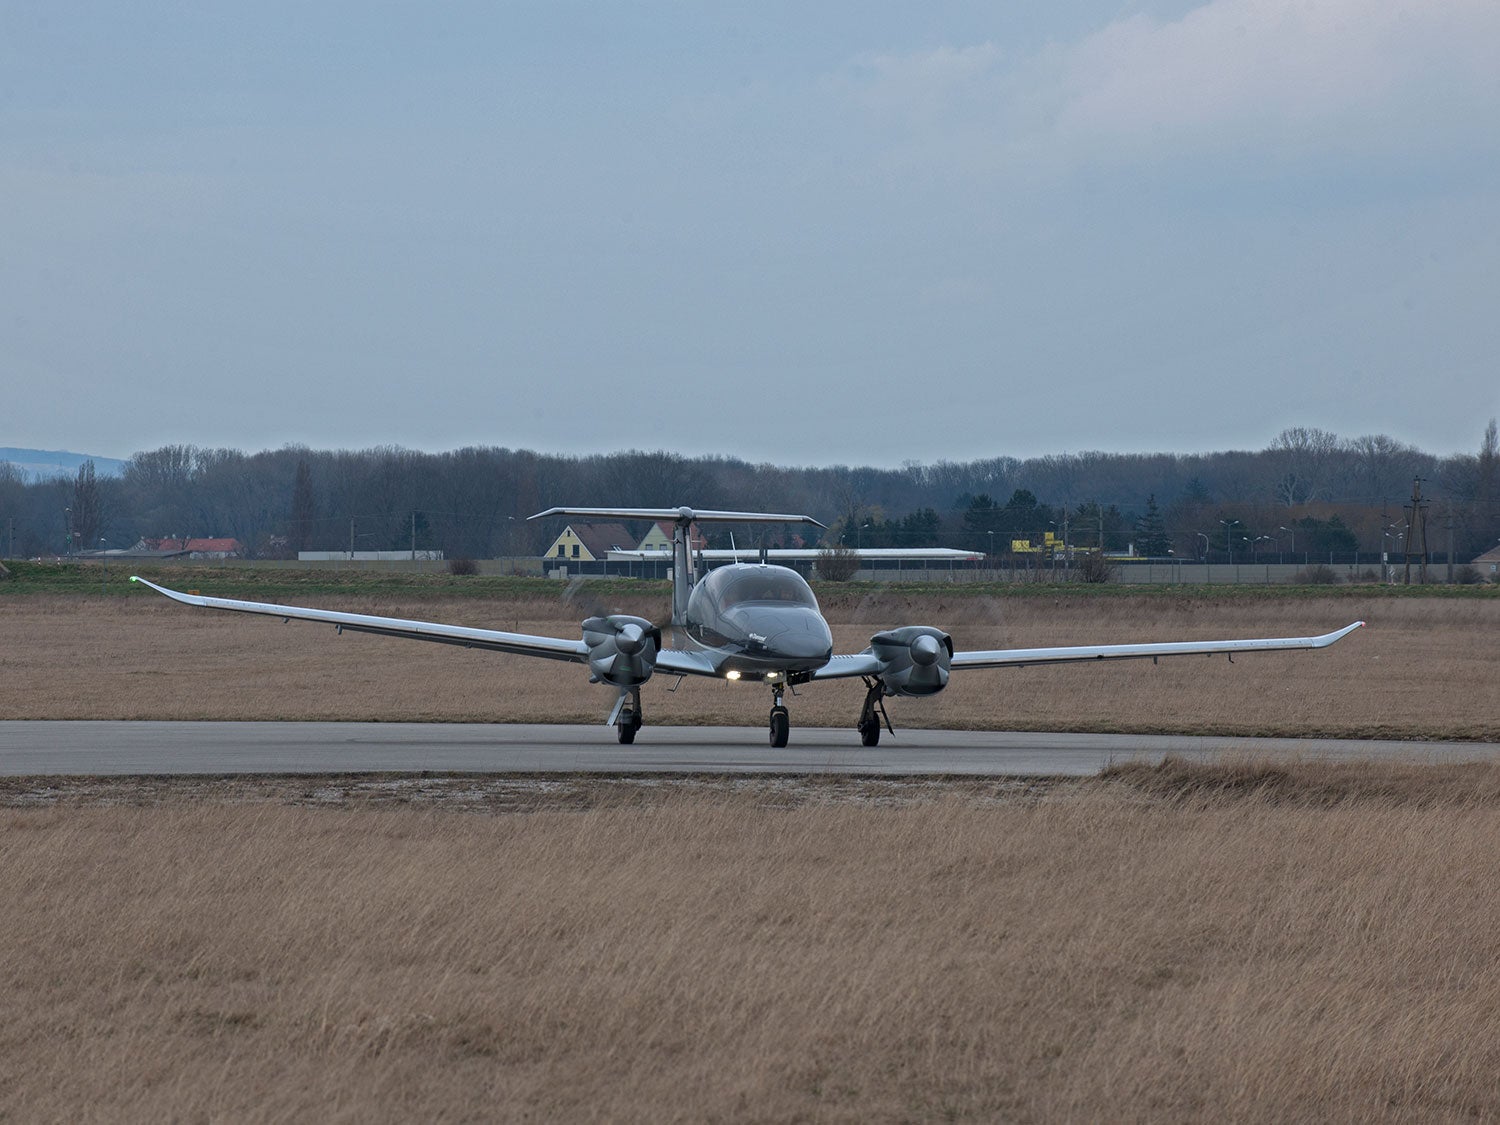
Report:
671,512,693,625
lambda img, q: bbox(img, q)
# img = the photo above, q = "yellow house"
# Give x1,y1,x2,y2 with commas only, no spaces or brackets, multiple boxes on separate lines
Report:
636,522,672,553
542,522,636,563
636,521,708,554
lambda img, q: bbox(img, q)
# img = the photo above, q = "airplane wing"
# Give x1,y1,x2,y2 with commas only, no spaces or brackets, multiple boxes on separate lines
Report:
130,577,734,677
131,576,591,660
811,622,1364,680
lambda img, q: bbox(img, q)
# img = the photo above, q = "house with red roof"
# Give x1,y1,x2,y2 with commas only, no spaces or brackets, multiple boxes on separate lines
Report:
133,537,244,559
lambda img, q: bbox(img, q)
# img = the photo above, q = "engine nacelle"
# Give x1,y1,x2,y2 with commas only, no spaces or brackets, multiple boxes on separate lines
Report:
582,615,661,688
868,625,953,697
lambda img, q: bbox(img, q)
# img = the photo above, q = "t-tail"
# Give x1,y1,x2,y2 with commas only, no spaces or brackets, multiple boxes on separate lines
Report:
528,506,825,625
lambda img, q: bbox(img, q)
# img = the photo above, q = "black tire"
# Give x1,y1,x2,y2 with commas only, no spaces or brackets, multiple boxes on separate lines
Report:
859,720,880,747
617,716,637,744
769,708,790,748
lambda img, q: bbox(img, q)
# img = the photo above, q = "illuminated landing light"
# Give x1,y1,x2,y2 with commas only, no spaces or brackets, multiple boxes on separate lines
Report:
725,670,741,681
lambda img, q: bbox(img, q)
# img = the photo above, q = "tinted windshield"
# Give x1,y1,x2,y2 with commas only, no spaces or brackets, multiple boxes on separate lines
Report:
717,568,818,609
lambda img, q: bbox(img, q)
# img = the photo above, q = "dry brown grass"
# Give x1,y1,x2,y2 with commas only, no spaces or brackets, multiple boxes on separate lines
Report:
3,592,1493,739
7,764,1500,1121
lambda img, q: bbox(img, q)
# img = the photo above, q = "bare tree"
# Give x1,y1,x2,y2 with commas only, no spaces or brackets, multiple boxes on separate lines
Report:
1477,417,1499,551
291,457,315,553
1266,427,1340,506
72,460,102,548
1479,418,1498,505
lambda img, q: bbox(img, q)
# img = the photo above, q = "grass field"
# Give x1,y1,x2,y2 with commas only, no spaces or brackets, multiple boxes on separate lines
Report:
6,760,1500,1122
5,571,1498,1119
3,578,1495,739
6,559,1497,599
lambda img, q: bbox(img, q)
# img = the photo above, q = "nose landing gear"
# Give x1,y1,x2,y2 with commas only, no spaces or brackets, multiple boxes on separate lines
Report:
769,683,790,748
611,687,644,744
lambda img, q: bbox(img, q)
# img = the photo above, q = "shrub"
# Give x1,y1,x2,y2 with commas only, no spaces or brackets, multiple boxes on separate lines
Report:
1073,551,1114,584
1291,564,1340,585
447,557,479,577
1453,564,1485,586
814,545,861,582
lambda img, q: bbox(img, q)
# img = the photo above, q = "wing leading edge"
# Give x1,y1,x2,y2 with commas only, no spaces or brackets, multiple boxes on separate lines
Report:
132,576,1360,683
129,575,723,676
812,621,1364,680
130,576,591,661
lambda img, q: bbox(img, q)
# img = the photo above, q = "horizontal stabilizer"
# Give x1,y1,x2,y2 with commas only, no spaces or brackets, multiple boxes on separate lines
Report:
530,506,825,528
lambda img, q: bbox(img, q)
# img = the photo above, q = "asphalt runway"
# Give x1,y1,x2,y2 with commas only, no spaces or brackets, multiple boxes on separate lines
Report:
2,721,1497,777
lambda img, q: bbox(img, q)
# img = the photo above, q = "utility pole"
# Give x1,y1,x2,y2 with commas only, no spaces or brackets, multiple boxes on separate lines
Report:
411,511,417,561
1446,502,1455,584
349,517,355,559
1403,477,1429,584
1380,499,1390,583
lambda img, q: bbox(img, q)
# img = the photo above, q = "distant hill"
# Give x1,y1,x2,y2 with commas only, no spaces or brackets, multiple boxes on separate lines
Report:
0,448,128,480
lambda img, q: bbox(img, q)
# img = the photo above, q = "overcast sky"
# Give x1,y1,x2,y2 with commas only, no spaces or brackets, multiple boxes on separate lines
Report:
5,1,1497,467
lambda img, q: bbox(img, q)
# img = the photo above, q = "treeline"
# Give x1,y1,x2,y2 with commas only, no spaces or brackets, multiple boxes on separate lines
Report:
2,424,1497,562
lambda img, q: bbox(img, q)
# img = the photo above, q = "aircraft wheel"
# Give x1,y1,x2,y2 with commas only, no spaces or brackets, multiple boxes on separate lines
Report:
769,707,790,748
859,719,880,747
617,709,640,744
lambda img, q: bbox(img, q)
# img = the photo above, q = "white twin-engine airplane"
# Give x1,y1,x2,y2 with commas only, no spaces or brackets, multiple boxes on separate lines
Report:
132,506,1364,748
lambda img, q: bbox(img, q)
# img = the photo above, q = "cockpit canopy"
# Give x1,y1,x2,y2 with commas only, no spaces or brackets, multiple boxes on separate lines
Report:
702,565,819,611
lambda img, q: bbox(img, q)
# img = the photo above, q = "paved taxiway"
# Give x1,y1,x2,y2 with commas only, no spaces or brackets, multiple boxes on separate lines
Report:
2,721,1496,776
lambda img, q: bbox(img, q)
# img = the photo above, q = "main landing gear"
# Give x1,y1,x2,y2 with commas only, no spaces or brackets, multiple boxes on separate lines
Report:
857,677,892,747
615,687,644,744
769,684,790,748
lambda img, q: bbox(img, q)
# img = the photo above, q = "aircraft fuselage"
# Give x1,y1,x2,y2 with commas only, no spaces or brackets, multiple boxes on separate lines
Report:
681,563,834,681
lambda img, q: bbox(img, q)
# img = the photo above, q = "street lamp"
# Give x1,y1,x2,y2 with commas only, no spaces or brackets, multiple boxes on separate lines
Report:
1382,522,1406,583
1219,518,1240,564
1195,532,1209,561
100,537,107,594
1279,525,1295,564
64,507,72,557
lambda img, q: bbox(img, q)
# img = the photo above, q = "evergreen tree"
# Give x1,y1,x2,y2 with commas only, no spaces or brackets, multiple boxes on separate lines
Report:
1135,494,1171,557
961,494,1001,549
899,507,942,547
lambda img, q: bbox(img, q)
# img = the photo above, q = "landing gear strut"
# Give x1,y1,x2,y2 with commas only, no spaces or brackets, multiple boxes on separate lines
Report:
615,687,643,745
857,676,892,747
769,684,790,748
